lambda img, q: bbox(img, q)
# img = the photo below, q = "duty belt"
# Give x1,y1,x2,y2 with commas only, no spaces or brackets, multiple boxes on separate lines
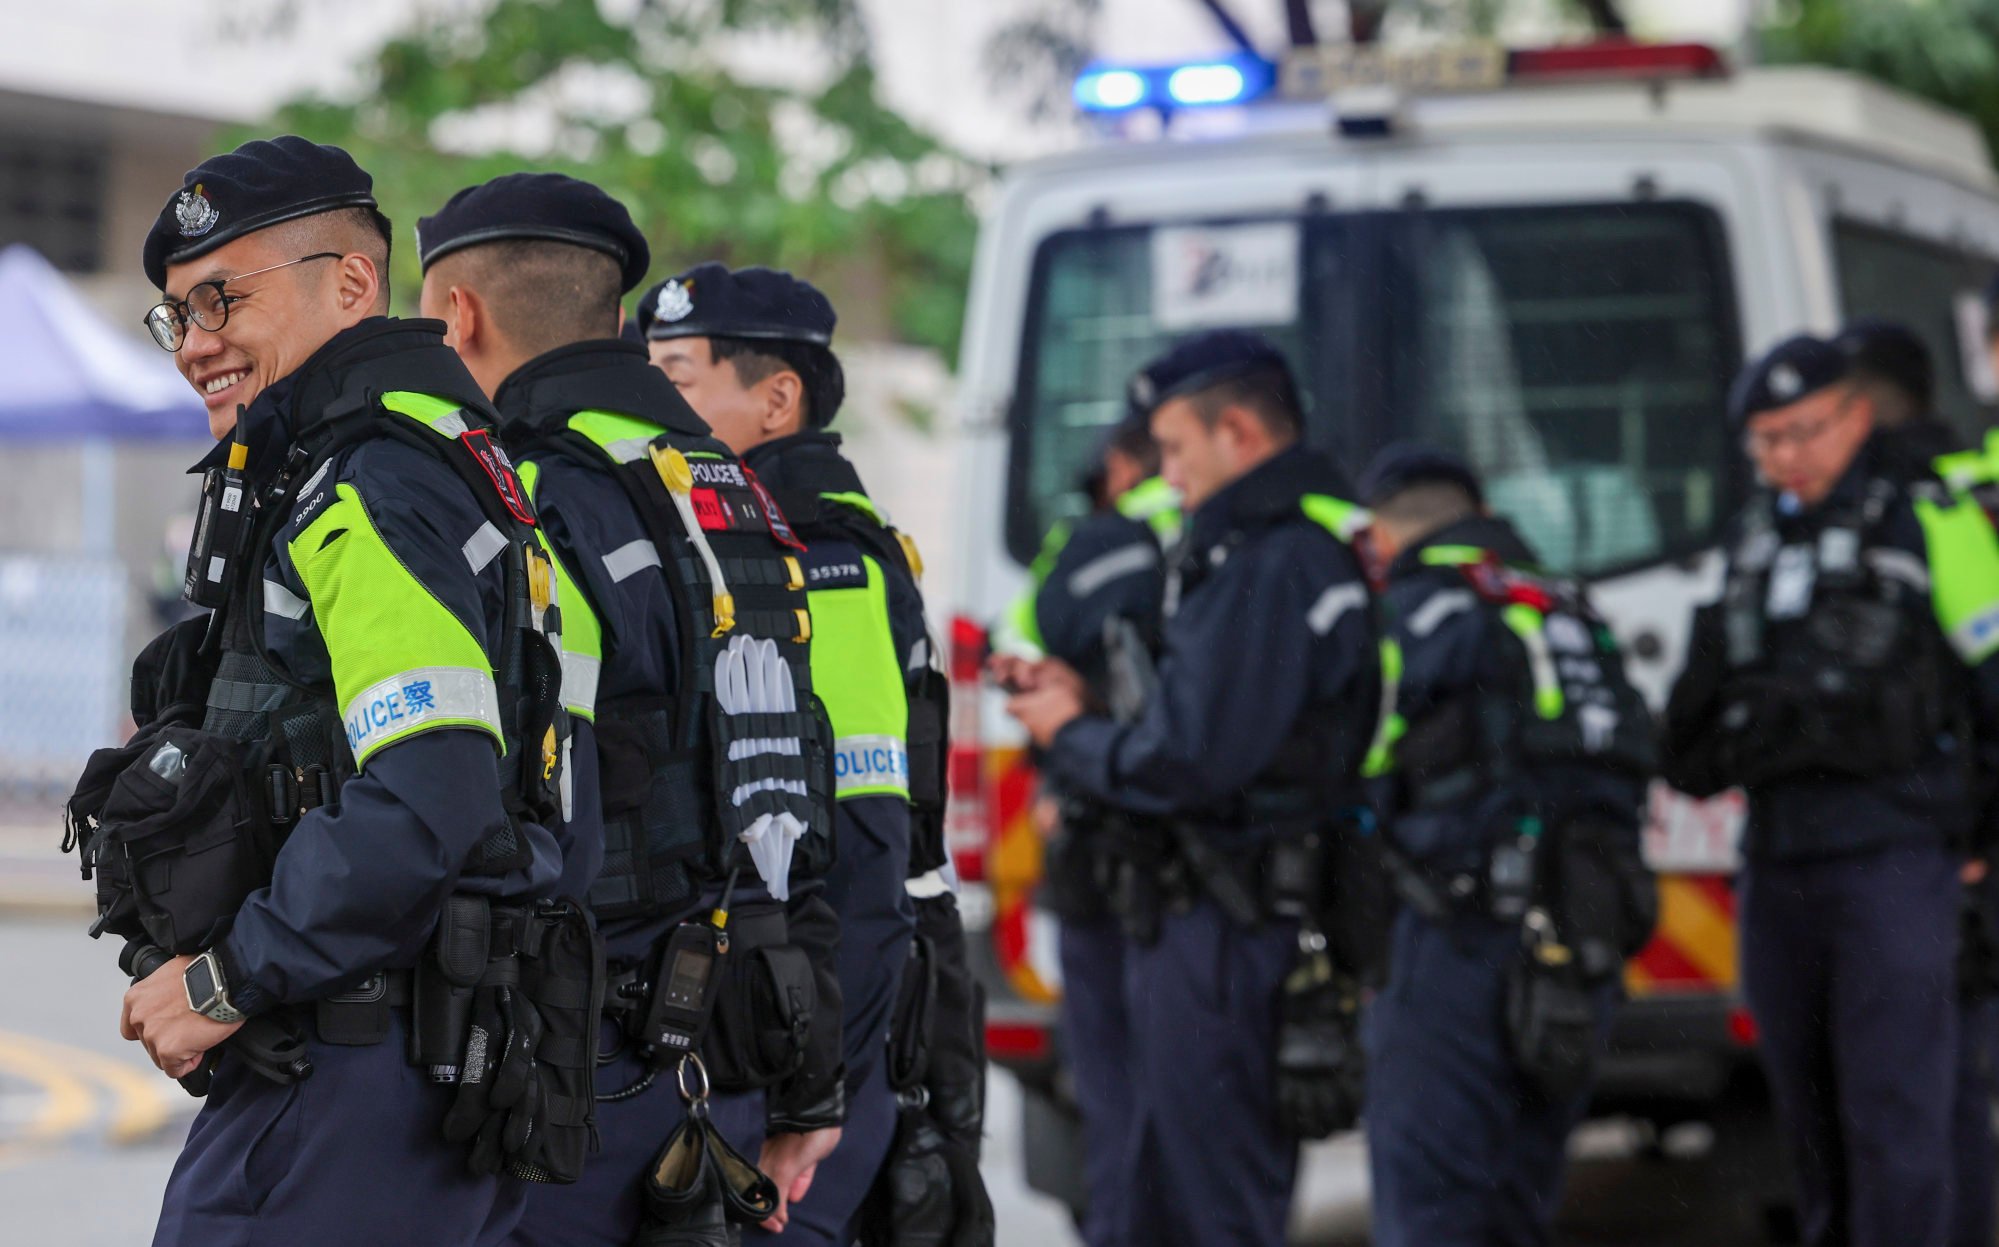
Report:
603,903,789,1023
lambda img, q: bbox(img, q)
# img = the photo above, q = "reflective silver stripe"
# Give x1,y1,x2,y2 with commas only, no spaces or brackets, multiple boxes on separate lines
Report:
262,579,310,620
1408,589,1476,639
906,867,955,899
604,436,653,464
833,733,910,795
296,458,332,499
560,650,600,716
602,538,662,582
343,665,502,763
432,409,471,439
1067,542,1156,599
1307,582,1368,636
907,636,931,673
1866,548,1930,593
462,522,508,576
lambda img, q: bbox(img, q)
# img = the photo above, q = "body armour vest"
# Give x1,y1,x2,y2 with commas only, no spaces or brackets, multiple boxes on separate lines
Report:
202,339,568,880
1389,546,1656,811
1710,478,1954,786
1171,487,1386,825
502,364,833,920
748,435,953,878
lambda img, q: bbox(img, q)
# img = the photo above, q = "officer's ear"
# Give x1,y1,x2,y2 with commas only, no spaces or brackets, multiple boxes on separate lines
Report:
332,253,382,321
761,368,806,437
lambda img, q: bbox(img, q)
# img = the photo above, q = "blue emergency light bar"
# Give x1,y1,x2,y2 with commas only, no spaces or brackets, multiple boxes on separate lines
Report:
1074,53,1275,113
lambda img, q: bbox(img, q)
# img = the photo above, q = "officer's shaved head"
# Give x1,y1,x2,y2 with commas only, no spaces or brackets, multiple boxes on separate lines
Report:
1370,481,1481,560
428,240,623,356
268,207,394,313
1183,363,1304,441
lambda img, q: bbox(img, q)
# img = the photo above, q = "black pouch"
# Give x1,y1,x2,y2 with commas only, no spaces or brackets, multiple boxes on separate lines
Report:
885,934,937,1094
66,711,190,939
317,972,393,1046
509,900,604,1184
1321,816,1393,985
1038,811,1111,923
129,615,217,731
1555,813,1658,968
1504,930,1600,1104
703,931,816,1093
589,699,706,921
96,725,272,954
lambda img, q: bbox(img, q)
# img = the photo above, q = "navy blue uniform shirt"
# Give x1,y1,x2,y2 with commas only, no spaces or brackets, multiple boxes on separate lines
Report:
1045,445,1378,829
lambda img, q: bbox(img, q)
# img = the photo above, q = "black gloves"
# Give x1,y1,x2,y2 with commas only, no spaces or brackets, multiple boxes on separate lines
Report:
1273,937,1366,1140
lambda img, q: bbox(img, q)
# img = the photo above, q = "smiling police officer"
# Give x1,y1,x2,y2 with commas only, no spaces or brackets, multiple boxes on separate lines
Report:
82,137,585,1247
1665,334,1999,1247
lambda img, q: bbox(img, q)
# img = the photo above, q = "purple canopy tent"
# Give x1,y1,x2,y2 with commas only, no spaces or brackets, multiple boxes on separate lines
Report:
0,243,203,442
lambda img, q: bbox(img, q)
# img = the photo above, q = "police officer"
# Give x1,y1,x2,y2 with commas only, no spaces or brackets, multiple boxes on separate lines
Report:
1356,445,1655,1247
106,138,578,1245
996,329,1382,1247
1663,334,1999,1247
640,264,989,1245
1836,317,1999,1247
1838,318,1963,480
990,416,1178,1247
414,175,849,1243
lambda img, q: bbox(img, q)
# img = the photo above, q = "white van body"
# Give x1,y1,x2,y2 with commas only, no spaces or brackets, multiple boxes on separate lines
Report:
944,59,1999,1210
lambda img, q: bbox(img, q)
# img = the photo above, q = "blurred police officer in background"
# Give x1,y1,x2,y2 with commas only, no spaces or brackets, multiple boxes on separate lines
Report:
1838,318,1963,479
1838,315,1999,1247
639,265,992,1246
994,330,1383,1247
416,174,849,1244
1664,334,1999,1247
1357,445,1656,1247
88,137,582,1245
990,415,1179,1247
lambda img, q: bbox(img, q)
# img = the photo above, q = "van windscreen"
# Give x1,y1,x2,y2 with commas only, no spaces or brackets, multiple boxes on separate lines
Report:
1009,202,1740,579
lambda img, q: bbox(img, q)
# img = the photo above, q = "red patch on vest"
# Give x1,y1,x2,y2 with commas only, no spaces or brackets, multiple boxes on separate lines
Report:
744,470,806,552
691,488,731,531
459,428,536,526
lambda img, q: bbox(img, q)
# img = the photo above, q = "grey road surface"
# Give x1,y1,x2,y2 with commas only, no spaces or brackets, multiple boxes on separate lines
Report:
0,910,1778,1246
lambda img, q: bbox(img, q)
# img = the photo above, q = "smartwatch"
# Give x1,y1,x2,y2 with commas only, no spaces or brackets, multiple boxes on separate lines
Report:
183,950,244,1024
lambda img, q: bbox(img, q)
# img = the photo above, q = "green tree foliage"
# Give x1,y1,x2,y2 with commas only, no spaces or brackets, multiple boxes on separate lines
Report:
243,0,981,356
1759,0,1999,160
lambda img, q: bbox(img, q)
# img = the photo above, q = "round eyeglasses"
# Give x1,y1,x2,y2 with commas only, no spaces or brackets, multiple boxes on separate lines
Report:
143,252,342,352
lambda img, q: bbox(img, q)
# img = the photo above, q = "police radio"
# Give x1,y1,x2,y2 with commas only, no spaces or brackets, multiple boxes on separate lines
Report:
183,411,254,609
643,919,727,1056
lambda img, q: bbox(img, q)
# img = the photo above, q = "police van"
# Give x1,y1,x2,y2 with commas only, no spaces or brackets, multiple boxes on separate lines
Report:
942,38,1999,1212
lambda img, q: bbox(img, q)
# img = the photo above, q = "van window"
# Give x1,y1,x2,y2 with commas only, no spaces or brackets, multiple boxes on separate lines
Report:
1009,202,1739,578
1833,219,1999,439
1008,223,1335,561
1381,204,1740,576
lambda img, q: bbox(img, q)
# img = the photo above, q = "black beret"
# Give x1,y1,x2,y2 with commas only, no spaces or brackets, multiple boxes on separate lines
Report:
143,136,376,290
1356,443,1484,508
1728,334,1850,427
416,172,650,294
1836,317,1933,411
638,262,836,345
1128,329,1293,417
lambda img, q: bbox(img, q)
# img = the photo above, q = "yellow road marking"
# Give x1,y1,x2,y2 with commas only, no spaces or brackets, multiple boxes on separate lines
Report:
0,1035,96,1162
0,1030,180,1162
5,1033,176,1146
